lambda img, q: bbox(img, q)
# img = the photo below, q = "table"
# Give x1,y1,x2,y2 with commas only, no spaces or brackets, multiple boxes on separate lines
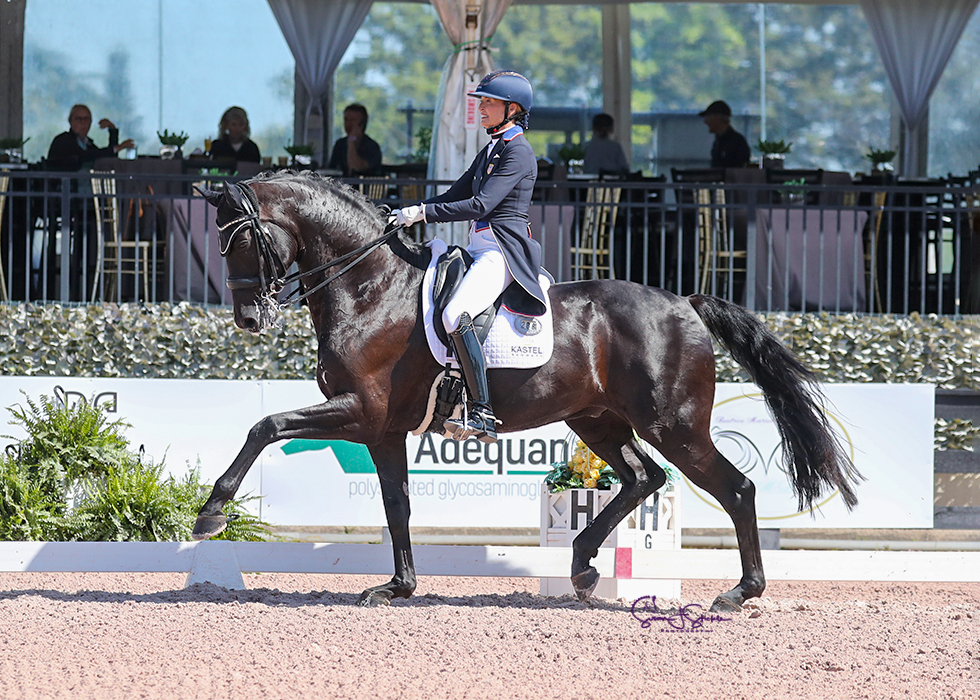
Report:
755,207,869,312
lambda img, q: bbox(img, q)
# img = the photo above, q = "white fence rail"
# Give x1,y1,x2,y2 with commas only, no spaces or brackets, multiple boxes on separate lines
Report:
0,542,976,591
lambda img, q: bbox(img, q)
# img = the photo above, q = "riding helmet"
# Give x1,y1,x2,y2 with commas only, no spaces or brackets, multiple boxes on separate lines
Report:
468,70,533,113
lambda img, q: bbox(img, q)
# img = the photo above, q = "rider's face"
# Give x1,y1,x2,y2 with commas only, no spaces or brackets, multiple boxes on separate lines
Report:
479,97,510,130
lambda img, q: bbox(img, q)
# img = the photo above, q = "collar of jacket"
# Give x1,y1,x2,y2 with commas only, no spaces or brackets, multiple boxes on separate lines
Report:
490,125,523,141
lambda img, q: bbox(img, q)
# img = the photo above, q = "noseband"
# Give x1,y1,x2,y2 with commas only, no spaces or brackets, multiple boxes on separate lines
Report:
217,182,398,305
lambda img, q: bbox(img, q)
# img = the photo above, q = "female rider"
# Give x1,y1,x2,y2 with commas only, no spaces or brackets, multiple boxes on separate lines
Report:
391,70,547,444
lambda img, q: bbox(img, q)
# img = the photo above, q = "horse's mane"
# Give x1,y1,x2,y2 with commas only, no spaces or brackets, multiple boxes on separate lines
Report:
247,170,425,257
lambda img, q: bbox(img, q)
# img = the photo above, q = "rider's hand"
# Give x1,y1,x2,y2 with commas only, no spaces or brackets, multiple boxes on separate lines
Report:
392,204,425,227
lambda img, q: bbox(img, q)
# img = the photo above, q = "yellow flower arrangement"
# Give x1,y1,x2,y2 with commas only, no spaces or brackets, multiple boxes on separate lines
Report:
545,439,620,492
544,436,680,493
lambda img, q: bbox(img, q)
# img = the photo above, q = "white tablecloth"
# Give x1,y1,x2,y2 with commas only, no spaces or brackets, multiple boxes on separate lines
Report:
755,207,869,312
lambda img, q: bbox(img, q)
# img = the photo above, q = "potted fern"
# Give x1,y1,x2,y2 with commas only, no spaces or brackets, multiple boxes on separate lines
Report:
0,391,270,542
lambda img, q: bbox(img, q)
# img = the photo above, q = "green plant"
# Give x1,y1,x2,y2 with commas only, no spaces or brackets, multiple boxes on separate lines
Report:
865,146,896,166
0,392,271,542
0,137,30,149
412,126,432,163
4,391,131,492
755,139,792,155
0,454,65,540
781,178,808,197
545,439,620,491
557,143,586,163
157,130,189,147
545,437,681,493
284,143,315,157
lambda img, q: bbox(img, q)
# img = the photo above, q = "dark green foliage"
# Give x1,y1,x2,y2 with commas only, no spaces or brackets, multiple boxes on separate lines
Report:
0,392,271,542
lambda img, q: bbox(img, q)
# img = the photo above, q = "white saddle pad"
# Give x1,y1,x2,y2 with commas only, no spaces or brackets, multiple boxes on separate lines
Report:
422,239,554,370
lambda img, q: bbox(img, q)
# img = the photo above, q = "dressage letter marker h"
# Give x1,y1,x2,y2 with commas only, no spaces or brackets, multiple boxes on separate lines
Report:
571,489,594,529
541,484,681,600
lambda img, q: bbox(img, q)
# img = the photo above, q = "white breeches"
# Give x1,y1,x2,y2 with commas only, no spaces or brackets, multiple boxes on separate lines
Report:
442,226,515,333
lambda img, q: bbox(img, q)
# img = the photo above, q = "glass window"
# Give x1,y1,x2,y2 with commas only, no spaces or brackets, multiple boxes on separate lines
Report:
23,0,294,163
928,9,980,177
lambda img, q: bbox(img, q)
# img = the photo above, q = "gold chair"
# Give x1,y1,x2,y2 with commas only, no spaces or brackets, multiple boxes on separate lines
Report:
864,190,888,312
0,175,8,301
695,186,744,295
90,171,162,302
570,186,620,279
358,176,389,202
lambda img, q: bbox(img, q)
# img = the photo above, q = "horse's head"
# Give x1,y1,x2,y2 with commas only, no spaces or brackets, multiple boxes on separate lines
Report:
197,181,299,333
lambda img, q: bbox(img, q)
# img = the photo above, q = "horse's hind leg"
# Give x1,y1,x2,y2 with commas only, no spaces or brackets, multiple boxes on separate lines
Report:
655,434,765,612
563,415,666,601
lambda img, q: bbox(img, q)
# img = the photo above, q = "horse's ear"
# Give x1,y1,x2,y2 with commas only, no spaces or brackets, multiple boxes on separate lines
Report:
194,185,223,207
223,181,245,208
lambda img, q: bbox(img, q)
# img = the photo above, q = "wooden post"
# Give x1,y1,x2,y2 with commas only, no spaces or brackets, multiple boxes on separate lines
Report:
0,0,26,140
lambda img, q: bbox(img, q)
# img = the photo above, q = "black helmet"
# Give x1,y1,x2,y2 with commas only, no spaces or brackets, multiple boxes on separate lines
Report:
468,70,533,112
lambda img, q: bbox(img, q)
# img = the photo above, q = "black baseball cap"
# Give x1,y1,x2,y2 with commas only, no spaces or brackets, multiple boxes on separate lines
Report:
699,100,732,117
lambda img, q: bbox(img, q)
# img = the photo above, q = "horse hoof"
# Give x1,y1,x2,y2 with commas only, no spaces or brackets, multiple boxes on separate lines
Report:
357,590,392,608
192,515,227,541
710,595,742,613
571,568,600,601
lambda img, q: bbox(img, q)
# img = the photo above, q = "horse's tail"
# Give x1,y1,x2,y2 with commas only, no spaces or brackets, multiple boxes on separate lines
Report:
688,294,861,511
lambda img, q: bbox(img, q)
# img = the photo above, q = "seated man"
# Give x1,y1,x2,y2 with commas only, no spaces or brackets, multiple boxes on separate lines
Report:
46,104,134,171
328,103,383,176
45,105,135,301
699,100,750,169
583,113,629,176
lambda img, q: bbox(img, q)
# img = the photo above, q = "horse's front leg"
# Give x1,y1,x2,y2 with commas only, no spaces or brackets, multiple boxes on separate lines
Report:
193,395,363,540
357,435,417,607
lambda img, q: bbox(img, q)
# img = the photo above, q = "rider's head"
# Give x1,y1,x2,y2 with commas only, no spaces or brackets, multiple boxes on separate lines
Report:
468,70,532,134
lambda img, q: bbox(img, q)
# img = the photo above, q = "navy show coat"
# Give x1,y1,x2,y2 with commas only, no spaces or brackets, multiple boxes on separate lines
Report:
423,126,547,317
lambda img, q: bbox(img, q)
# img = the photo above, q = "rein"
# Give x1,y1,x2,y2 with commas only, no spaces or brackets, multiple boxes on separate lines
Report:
219,182,399,306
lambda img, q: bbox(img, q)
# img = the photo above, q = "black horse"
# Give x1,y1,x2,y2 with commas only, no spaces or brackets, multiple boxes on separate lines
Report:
194,171,860,611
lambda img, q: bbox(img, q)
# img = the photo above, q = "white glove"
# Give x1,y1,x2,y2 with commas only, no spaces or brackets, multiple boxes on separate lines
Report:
392,204,426,227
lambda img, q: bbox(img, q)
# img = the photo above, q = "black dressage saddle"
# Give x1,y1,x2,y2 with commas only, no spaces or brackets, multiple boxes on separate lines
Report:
430,246,502,348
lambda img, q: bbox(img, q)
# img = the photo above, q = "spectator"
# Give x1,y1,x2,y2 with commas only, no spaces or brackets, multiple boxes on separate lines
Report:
328,104,383,176
45,105,135,301
583,113,629,176
699,100,750,168
46,104,134,171
210,106,261,163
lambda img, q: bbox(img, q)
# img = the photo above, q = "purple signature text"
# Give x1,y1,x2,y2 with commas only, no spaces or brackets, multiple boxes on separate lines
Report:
630,596,732,632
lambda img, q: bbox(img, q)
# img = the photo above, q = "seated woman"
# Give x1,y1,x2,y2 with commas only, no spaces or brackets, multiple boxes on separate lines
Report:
209,106,261,163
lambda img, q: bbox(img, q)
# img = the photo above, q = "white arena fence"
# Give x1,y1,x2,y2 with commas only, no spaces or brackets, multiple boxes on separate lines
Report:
0,542,976,591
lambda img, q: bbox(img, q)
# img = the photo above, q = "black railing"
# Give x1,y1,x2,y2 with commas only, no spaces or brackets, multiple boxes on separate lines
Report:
1,169,977,316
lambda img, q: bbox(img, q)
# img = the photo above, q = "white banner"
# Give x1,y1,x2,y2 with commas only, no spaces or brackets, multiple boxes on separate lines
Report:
0,378,934,529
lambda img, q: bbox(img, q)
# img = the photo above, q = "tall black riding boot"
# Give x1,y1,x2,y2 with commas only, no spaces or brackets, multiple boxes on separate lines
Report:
444,312,498,443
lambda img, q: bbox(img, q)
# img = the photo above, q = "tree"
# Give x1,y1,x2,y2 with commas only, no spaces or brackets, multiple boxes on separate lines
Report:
22,44,143,162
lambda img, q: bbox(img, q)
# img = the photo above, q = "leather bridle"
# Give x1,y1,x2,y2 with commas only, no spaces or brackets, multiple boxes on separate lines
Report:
217,182,399,305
